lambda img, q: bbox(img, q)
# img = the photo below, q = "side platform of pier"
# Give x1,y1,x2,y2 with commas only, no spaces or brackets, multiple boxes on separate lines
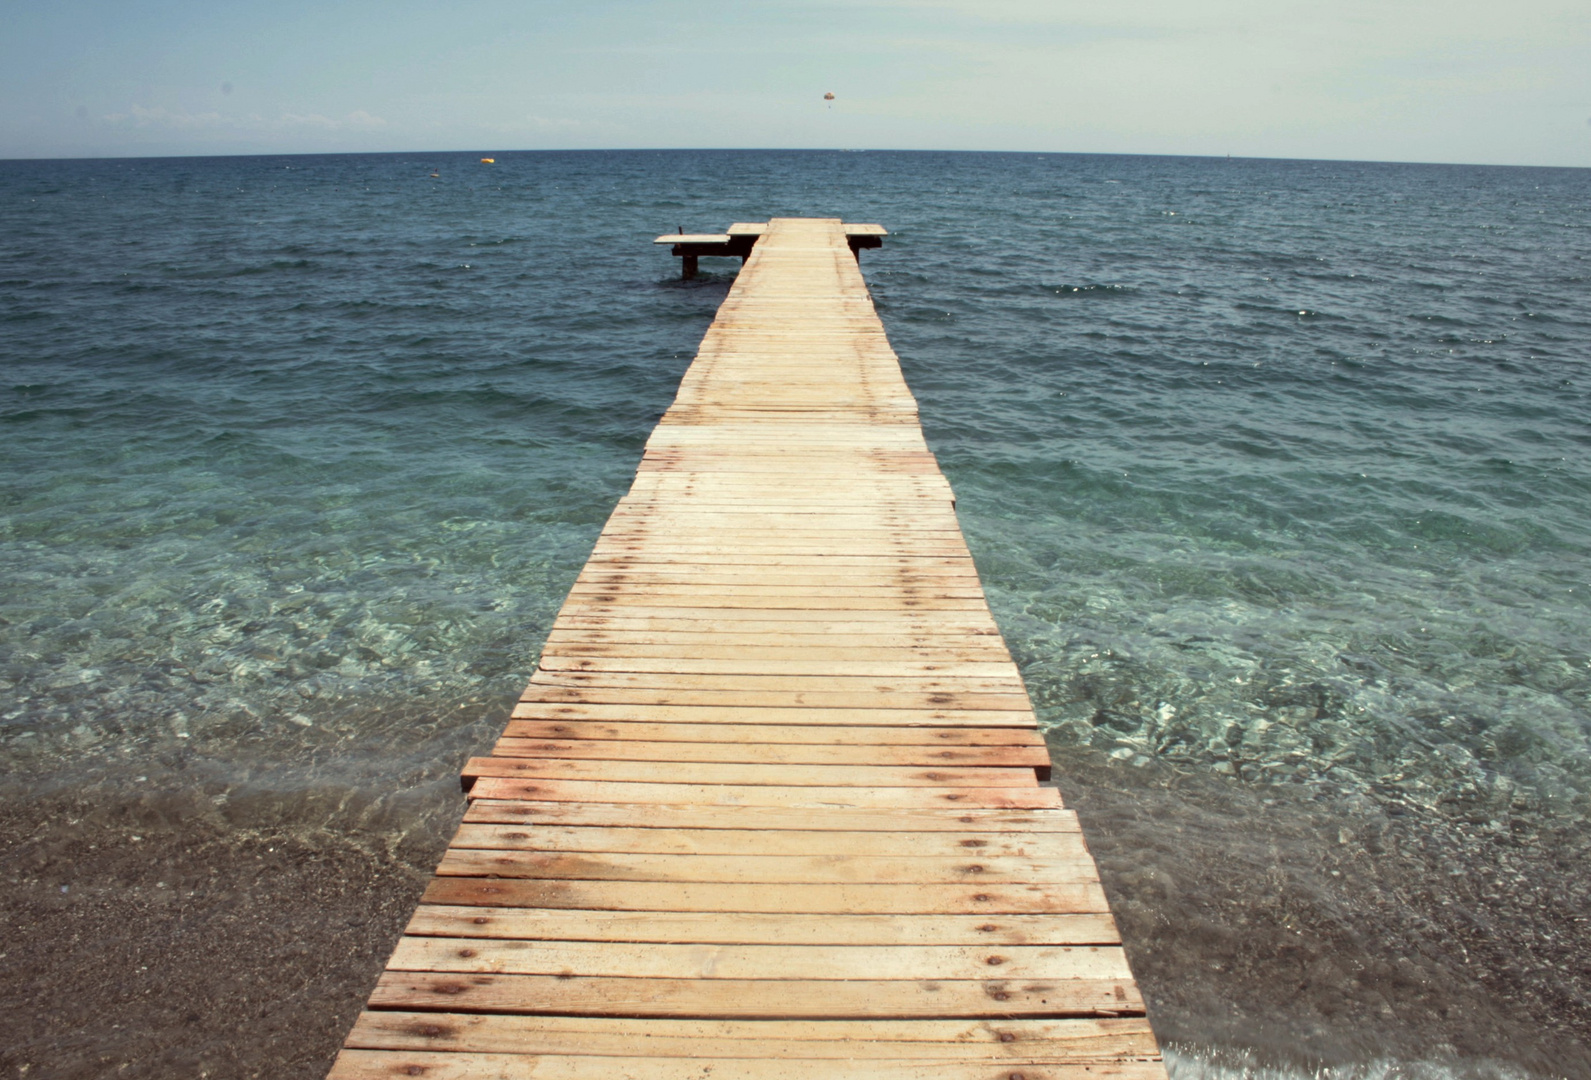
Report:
328,218,1165,1079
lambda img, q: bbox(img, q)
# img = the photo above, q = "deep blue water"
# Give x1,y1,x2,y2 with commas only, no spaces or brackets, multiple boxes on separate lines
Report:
3,150,1586,827
3,151,1591,1076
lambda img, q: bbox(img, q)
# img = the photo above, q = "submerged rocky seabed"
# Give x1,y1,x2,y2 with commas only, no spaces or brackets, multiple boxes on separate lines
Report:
0,507,591,804
995,564,1589,832
1164,1047,1544,1080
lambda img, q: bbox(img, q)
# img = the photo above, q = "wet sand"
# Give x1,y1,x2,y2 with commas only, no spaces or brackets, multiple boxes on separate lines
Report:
0,788,453,1080
2,755,1587,1080
1055,750,1591,1079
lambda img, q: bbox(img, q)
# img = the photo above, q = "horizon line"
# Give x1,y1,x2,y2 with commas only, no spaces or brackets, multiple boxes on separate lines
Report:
3,146,1589,173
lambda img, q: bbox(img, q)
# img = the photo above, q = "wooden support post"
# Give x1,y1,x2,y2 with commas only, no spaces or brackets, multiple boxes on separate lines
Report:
848,235,884,262
681,255,698,281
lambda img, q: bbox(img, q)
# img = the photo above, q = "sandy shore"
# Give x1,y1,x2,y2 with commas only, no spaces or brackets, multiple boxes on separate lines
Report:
2,756,1587,1080
0,790,447,1080
1053,752,1591,1078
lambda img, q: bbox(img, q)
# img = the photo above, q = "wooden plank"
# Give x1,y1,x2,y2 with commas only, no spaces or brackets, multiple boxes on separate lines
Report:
331,1048,1167,1079
584,548,975,561
569,576,986,592
548,616,995,629
541,638,1016,659
614,488,951,497
506,703,1040,727
499,721,1046,747
631,461,947,473
404,907,1120,946
487,737,1051,767
461,757,1038,789
522,675,1027,696
525,672,1026,694
537,650,1018,667
387,938,1131,981
655,233,733,243
615,485,949,493
594,523,969,537
535,657,1021,678
591,534,969,546
548,626,1002,642
524,670,1026,692
464,778,1061,809
578,557,979,570
364,970,1145,1018
434,849,1095,885
557,594,987,612
560,589,991,607
460,801,1078,832
600,508,960,519
415,871,1104,915
514,688,1034,711
419,877,1108,915
580,554,973,568
343,1011,1156,1058
578,561,975,574
448,823,1077,856
614,489,951,499
545,628,1008,647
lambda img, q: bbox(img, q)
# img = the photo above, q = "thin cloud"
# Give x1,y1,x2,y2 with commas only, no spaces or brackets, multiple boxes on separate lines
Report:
101,107,388,132
102,105,225,128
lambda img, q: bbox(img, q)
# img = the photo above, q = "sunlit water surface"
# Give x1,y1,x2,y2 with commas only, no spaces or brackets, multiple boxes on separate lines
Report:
2,151,1588,1075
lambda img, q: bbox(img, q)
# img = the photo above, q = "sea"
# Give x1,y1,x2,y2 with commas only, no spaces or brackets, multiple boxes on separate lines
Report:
2,150,1588,1079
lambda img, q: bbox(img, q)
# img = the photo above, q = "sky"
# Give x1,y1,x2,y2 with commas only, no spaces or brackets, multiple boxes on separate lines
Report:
2,0,1588,167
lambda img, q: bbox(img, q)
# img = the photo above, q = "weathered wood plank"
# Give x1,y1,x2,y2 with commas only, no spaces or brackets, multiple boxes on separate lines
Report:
331,1048,1167,1079
460,757,1038,789
541,639,1015,661
499,720,1046,747
506,702,1040,727
434,849,1096,885
525,671,1027,694
465,778,1061,808
343,1011,1156,1058
387,938,1132,981
403,907,1120,946
543,620,1010,638
513,696,1035,717
447,823,1076,856
363,970,1145,1017
487,737,1051,768
420,876,1108,915
460,800,1077,831
535,657,1022,678
416,877,1100,909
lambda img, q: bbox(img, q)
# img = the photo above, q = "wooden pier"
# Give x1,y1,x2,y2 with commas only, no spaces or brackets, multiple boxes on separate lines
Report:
328,219,1165,1079
657,221,885,278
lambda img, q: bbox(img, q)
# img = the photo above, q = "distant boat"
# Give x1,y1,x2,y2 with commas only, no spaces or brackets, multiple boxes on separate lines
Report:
480,157,495,164
429,171,440,178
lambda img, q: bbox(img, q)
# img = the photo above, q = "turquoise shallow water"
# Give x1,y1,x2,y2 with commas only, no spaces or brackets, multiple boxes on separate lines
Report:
3,150,1586,821
1,150,1589,1075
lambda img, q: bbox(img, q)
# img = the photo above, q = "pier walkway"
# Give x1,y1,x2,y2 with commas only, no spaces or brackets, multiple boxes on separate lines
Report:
328,218,1165,1079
